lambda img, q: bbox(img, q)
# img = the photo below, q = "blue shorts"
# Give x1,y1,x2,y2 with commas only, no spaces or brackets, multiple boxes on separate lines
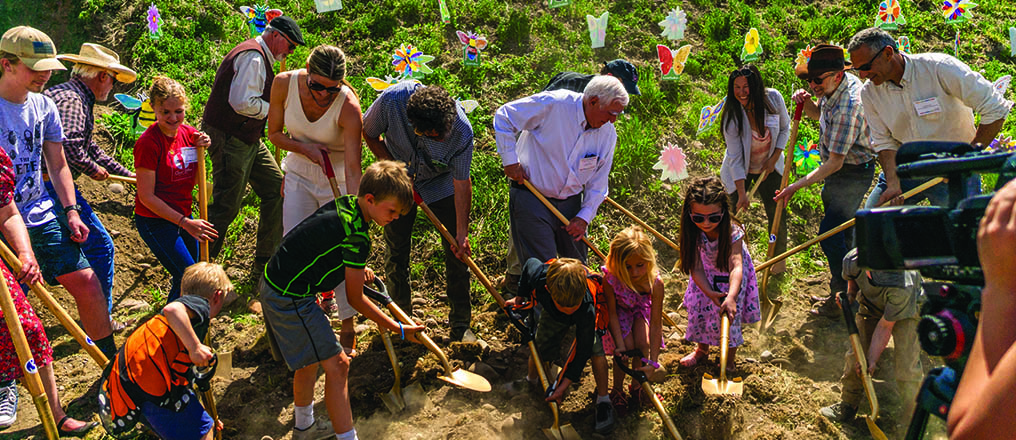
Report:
26,217,89,285
140,391,214,440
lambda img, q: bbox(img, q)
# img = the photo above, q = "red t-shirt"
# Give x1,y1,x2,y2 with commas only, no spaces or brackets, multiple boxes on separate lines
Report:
133,124,198,219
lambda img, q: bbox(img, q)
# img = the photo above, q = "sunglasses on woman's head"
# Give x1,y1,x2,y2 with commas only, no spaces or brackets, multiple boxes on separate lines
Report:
690,212,724,224
733,68,753,78
308,78,342,94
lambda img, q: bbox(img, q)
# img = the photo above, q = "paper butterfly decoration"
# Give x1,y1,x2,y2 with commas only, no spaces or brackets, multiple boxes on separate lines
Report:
658,8,687,41
697,98,725,135
988,135,1016,152
794,139,822,175
239,5,282,37
653,143,689,182
313,0,342,13
740,28,762,62
875,0,906,30
896,36,911,54
115,92,155,135
457,31,487,66
657,44,691,80
458,99,480,114
942,0,977,24
392,44,434,79
146,4,161,39
953,30,961,57
365,75,421,92
438,0,450,23
549,0,570,8
994,75,1012,98
587,12,608,49
794,45,813,72
1010,27,1016,57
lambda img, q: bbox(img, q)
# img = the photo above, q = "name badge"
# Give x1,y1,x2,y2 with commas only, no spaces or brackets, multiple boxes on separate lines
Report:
578,156,598,172
913,97,942,117
181,147,197,165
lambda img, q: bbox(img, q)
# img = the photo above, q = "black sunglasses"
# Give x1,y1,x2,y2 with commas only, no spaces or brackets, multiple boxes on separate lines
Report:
308,78,342,94
853,45,888,72
733,68,753,78
807,72,836,85
690,212,724,224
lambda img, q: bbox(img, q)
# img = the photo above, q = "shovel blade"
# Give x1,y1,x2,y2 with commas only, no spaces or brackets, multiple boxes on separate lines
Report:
866,417,889,440
380,391,406,414
701,373,744,396
213,352,232,380
559,424,581,440
438,369,491,392
542,427,564,440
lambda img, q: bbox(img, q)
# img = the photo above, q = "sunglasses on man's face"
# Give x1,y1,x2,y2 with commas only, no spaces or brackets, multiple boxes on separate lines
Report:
308,78,342,94
690,212,724,224
807,72,836,85
853,45,888,72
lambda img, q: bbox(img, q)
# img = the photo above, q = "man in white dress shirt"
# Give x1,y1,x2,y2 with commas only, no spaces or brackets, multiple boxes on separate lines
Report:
202,16,304,272
494,75,628,263
847,27,1012,208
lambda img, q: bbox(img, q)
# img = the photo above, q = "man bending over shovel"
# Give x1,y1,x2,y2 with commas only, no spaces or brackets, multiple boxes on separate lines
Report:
260,160,424,440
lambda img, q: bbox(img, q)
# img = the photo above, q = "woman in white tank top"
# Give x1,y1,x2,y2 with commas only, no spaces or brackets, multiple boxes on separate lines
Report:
267,45,366,354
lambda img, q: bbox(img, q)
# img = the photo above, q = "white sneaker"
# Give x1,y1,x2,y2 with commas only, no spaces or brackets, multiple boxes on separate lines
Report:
0,381,18,427
293,419,334,440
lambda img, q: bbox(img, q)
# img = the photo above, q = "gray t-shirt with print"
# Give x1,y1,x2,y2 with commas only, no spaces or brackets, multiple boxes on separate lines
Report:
0,93,62,227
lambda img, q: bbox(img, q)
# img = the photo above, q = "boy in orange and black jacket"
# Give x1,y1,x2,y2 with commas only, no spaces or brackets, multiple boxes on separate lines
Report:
505,257,616,434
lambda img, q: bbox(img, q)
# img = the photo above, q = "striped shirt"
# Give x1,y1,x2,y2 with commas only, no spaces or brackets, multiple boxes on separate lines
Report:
264,195,370,297
42,77,132,178
818,73,875,165
362,81,474,204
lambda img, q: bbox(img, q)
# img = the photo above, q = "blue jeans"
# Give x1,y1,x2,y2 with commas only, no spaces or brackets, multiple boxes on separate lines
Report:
45,182,115,313
864,173,981,209
821,162,875,294
135,214,197,302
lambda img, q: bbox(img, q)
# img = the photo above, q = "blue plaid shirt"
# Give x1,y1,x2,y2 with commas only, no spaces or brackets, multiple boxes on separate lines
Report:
818,73,875,165
362,82,474,204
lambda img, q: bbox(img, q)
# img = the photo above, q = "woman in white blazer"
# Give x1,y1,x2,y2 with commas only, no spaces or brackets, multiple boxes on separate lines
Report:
719,65,790,274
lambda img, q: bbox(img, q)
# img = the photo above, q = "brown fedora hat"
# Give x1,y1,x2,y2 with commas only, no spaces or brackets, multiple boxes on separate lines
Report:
58,43,136,83
795,44,851,80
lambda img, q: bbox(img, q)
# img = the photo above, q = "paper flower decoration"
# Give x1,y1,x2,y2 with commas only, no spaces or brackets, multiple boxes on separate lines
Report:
115,92,155,135
740,28,762,62
794,45,813,72
994,74,1012,98
587,12,608,49
549,0,570,8
392,44,434,79
794,139,822,175
146,4,161,39
438,0,451,23
239,5,283,37
697,98,725,135
314,0,342,13
658,8,687,41
657,44,691,80
942,0,977,24
896,36,911,54
988,135,1016,152
875,0,906,30
1010,27,1016,57
457,31,487,66
653,143,689,182
458,99,480,114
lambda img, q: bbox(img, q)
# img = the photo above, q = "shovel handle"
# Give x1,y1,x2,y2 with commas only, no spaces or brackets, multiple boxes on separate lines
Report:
719,313,731,383
197,145,209,262
521,180,606,261
379,330,402,387
603,196,680,253
107,174,137,184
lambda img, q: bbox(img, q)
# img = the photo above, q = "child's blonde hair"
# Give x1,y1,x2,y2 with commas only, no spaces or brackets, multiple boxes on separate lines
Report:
606,226,659,291
679,176,736,274
148,75,187,108
546,258,589,308
181,262,232,300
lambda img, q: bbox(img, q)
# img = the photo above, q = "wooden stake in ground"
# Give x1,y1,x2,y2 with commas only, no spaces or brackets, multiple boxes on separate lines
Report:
197,144,209,262
0,270,59,439
0,240,108,367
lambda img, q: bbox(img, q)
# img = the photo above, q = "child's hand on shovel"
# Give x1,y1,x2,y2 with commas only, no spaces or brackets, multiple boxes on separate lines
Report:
400,322,426,344
545,378,572,404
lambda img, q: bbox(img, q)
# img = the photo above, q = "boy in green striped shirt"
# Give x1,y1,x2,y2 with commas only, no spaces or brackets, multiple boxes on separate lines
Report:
260,160,424,440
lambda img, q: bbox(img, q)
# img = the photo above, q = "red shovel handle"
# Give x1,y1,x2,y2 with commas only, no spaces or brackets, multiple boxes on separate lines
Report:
320,151,335,179
413,189,423,205
792,101,804,121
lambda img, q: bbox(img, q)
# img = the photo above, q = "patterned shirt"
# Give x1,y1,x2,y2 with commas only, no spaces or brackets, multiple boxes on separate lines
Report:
264,195,371,297
0,93,62,227
362,81,474,204
43,77,132,178
818,73,875,166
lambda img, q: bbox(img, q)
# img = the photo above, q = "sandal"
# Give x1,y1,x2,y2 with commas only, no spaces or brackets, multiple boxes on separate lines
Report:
679,348,708,368
609,388,629,417
57,415,98,436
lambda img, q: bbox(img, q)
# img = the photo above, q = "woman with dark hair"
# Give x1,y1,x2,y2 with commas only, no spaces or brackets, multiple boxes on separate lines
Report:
718,65,790,274
267,44,366,354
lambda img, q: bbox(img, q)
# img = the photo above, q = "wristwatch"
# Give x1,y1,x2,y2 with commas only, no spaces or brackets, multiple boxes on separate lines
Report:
63,204,82,214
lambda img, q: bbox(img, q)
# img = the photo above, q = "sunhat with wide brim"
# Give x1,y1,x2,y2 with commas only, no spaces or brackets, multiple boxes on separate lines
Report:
58,43,136,83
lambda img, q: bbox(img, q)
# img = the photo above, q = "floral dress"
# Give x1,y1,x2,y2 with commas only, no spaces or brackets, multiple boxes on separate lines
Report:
600,267,665,356
0,148,53,382
683,225,760,347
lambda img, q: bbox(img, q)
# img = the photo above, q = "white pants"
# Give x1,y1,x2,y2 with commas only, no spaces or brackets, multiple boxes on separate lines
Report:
282,152,357,321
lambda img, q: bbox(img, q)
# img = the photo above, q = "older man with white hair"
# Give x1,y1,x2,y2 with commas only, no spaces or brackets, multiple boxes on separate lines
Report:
495,75,629,263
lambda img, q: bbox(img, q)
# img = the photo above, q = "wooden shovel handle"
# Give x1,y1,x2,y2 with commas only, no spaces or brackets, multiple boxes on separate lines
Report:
197,145,209,262
603,196,680,252
106,175,137,184
320,153,343,199
521,180,606,261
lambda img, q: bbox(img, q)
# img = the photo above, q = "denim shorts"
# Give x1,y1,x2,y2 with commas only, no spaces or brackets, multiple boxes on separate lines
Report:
27,217,89,285
140,391,213,440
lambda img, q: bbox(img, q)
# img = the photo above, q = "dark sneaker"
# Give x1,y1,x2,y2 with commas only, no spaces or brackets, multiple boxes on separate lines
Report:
594,401,616,434
0,381,17,427
820,402,857,422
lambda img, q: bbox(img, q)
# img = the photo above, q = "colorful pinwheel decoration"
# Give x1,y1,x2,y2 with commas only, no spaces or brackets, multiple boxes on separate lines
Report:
794,45,813,72
457,31,488,66
657,44,691,80
653,143,689,182
658,8,687,41
794,139,822,175
875,0,906,30
587,12,608,48
896,36,911,54
942,0,977,24
740,28,762,62
392,43,434,79
239,5,282,37
146,4,162,39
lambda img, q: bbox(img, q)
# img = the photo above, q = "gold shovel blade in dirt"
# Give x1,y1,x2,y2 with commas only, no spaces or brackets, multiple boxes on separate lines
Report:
417,333,491,392
542,401,582,440
378,330,407,414
702,314,743,396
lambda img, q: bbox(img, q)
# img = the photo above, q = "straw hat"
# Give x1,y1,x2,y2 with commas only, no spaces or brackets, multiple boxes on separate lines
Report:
58,43,136,83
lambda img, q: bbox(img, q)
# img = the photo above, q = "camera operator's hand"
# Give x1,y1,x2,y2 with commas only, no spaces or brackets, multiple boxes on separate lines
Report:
978,178,1016,295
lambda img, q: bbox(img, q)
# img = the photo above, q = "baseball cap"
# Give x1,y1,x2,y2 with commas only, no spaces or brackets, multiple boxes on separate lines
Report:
0,26,66,71
266,16,305,47
604,59,640,95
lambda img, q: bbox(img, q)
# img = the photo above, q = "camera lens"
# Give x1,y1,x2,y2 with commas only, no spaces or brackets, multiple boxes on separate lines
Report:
918,309,973,360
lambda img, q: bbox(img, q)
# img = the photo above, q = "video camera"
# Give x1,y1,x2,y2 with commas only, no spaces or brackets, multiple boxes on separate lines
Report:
850,141,1016,439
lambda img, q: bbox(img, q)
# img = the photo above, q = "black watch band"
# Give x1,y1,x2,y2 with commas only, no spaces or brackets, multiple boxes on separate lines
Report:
63,204,82,214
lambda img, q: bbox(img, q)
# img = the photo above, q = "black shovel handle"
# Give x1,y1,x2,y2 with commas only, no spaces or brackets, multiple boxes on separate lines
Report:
615,349,649,384
839,291,859,336
503,304,535,343
362,278,393,306
193,353,218,392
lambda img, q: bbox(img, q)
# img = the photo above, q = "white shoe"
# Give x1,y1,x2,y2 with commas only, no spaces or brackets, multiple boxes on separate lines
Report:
0,381,18,428
293,419,334,440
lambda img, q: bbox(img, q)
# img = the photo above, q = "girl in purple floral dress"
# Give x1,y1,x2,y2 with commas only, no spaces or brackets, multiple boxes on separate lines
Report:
677,176,760,371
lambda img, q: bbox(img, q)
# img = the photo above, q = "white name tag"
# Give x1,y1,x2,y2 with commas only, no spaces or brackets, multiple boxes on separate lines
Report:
578,156,598,172
913,97,942,117
181,147,197,165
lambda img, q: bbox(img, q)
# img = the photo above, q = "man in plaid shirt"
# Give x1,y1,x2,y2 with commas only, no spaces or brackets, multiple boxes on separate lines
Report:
44,43,136,324
774,44,877,317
